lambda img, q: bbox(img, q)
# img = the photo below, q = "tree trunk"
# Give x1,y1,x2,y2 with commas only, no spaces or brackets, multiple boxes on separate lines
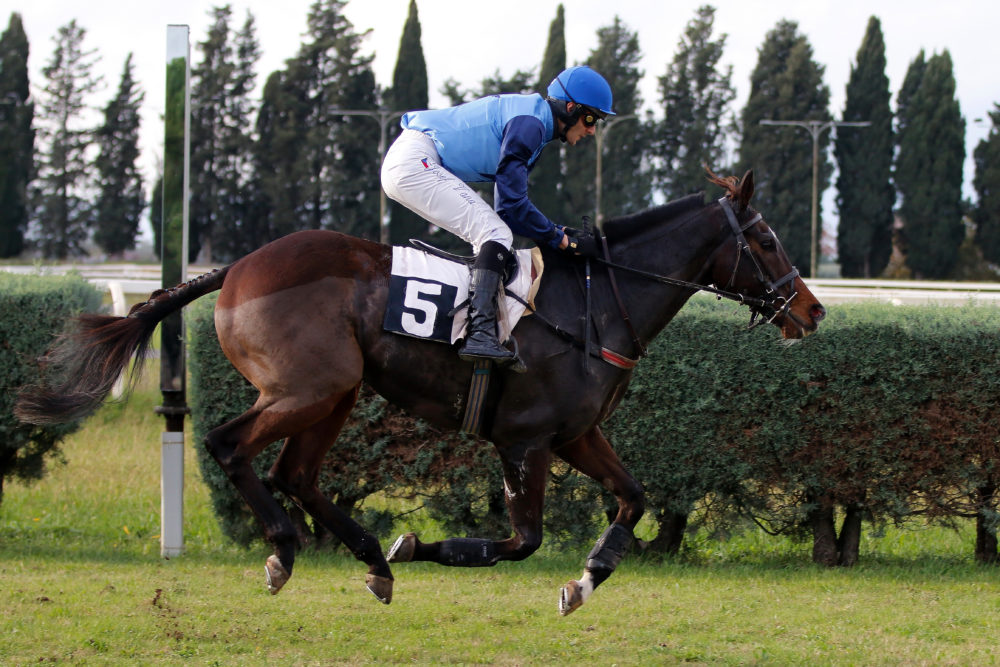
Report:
808,497,838,566
650,510,689,555
975,483,998,564
837,503,863,567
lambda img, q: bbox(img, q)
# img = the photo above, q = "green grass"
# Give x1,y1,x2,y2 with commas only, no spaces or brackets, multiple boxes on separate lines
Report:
2,376,1000,665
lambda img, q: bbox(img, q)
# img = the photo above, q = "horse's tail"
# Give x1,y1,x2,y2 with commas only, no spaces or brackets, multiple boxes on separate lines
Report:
15,266,232,425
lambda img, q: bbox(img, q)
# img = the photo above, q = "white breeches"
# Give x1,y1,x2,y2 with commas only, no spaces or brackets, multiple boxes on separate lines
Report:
381,129,513,253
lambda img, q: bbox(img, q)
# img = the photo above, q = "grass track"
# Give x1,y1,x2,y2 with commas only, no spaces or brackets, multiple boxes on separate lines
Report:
2,379,1000,665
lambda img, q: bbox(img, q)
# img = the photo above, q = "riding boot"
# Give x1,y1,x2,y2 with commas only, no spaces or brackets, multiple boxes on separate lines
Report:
458,242,517,365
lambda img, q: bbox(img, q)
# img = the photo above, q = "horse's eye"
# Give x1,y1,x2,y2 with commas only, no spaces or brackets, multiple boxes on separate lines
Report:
760,237,775,250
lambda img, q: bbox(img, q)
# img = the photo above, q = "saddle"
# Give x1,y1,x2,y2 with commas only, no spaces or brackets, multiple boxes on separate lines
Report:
409,239,520,286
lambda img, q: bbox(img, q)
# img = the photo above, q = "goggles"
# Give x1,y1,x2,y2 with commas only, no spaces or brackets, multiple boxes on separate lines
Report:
578,106,606,128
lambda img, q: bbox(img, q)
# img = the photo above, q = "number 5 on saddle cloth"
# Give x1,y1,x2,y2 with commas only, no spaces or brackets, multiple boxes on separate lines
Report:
383,244,542,346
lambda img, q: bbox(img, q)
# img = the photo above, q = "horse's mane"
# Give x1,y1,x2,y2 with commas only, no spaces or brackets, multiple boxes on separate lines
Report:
602,193,705,241
703,165,742,199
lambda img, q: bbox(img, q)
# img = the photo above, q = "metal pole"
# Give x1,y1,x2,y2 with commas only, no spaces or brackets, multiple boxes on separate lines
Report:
759,119,870,278
331,109,404,244
158,25,192,558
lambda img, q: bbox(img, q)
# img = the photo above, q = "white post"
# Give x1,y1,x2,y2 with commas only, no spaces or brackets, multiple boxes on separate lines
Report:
160,430,185,556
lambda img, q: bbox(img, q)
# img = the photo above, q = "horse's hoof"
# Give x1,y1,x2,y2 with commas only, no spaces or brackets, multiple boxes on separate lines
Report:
387,533,416,563
265,554,290,595
559,580,584,616
365,573,393,604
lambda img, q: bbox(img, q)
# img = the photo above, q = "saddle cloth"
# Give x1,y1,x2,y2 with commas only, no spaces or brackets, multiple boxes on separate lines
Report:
384,245,543,344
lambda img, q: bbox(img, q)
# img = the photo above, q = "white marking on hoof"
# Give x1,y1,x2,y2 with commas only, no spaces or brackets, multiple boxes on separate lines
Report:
365,573,394,605
387,533,416,563
558,572,595,616
265,554,290,595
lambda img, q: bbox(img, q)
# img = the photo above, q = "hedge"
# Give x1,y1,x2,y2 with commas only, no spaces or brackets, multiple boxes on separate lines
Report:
187,292,999,565
0,272,103,505
604,296,1000,565
187,295,605,549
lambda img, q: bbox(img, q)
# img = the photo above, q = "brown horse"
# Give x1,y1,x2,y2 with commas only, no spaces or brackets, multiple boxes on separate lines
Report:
16,169,825,615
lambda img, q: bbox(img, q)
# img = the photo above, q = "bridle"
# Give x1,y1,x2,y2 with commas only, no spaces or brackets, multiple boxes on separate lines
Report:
512,196,803,369
586,196,802,361
716,196,800,329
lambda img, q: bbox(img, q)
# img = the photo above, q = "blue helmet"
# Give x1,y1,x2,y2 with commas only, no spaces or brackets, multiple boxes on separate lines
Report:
547,66,616,117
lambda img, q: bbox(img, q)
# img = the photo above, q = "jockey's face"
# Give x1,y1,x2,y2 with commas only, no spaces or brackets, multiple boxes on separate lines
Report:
563,102,598,146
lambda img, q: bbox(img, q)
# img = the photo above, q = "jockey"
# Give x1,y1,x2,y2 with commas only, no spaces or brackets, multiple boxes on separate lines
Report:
381,65,614,367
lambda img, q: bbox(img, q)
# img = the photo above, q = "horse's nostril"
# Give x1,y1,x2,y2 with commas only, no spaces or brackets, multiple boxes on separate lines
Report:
810,304,827,322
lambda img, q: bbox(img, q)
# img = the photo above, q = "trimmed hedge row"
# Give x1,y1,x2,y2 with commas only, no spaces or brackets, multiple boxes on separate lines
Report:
187,295,602,548
603,297,1000,564
187,293,999,564
0,272,103,503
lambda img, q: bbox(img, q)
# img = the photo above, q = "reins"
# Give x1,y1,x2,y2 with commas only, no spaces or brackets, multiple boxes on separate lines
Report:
517,196,801,369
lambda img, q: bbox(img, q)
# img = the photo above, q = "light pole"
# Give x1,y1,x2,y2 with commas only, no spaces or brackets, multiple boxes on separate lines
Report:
331,109,405,244
594,115,637,227
759,119,870,278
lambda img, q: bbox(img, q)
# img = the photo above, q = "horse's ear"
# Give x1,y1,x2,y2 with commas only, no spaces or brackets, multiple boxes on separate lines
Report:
737,169,755,211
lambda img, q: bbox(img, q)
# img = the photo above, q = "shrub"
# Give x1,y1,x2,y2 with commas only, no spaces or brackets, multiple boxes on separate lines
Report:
0,272,103,505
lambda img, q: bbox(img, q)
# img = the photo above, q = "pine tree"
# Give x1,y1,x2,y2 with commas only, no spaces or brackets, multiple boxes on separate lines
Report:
973,104,1000,264
528,5,567,226
655,5,736,201
386,0,430,245
0,12,34,258
564,16,650,225
93,53,144,257
190,6,261,263
32,19,102,259
739,20,831,273
208,10,261,261
896,50,965,279
835,16,894,278
287,0,379,239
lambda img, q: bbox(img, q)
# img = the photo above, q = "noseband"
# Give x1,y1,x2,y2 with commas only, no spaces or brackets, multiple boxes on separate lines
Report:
717,197,800,329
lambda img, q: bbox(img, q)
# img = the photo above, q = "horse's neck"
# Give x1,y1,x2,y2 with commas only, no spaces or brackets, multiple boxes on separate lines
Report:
605,206,728,341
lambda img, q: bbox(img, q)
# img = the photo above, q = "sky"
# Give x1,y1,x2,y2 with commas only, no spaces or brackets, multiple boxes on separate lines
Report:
11,0,1000,241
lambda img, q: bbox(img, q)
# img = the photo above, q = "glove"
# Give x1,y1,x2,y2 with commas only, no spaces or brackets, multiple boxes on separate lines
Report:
564,227,600,259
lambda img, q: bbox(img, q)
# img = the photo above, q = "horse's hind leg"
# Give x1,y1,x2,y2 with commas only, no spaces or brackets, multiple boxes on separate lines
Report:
268,385,395,604
205,399,333,595
388,442,550,568
552,426,645,616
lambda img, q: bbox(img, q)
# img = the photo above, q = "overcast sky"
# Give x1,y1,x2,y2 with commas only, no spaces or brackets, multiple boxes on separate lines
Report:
12,0,1000,238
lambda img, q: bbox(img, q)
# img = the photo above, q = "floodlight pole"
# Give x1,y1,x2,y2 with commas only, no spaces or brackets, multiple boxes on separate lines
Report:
331,109,405,244
759,119,870,278
594,115,637,228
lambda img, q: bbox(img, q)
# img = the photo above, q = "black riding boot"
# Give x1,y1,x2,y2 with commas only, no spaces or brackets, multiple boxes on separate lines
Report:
458,242,517,365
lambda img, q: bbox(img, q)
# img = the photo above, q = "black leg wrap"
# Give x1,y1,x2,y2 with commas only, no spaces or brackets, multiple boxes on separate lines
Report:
439,538,497,567
585,523,633,586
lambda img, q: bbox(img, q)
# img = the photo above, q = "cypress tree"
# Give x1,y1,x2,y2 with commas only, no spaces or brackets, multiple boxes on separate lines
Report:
835,16,894,278
896,51,965,279
93,53,144,257
564,16,649,225
655,4,736,201
528,4,567,227
32,19,102,259
386,0,430,246
0,12,34,258
973,104,1000,264
738,20,832,273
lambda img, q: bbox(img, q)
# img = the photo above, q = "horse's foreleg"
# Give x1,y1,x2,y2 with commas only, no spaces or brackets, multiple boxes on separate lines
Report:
269,385,394,604
388,443,551,567
553,426,645,616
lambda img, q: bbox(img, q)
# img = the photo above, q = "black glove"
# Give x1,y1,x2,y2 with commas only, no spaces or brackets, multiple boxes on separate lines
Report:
564,227,600,259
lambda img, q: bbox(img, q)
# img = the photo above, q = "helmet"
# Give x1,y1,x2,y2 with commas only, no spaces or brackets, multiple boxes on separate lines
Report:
547,66,616,117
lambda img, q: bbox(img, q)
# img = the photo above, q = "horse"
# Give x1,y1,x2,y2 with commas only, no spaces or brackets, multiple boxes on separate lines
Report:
16,169,825,616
